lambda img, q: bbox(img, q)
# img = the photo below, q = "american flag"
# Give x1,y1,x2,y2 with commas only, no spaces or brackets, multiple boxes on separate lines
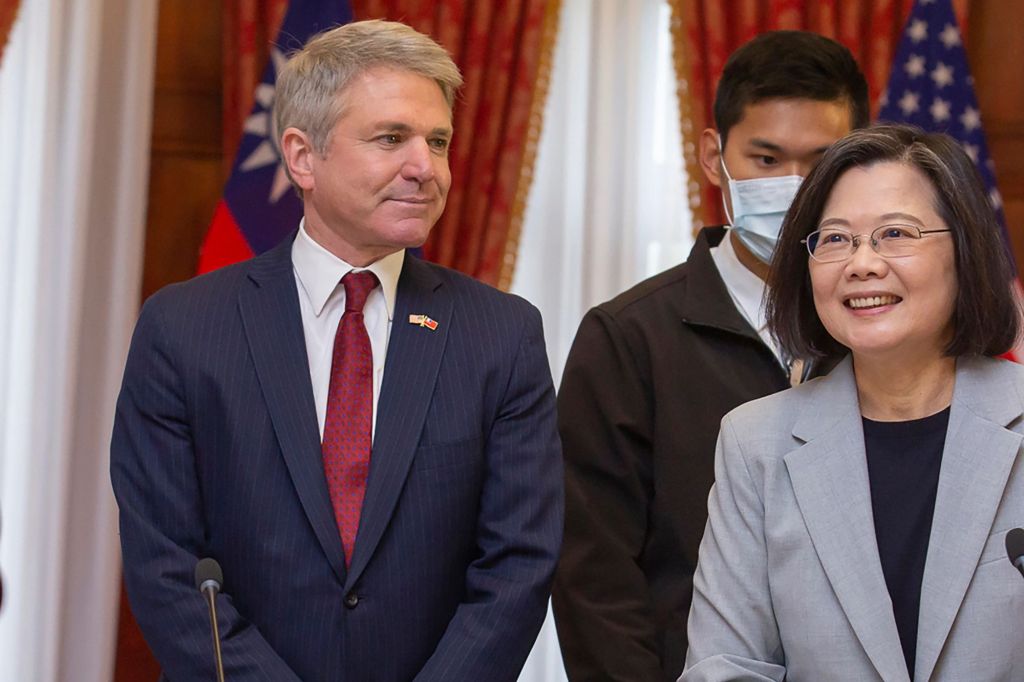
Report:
198,0,353,274
877,0,1024,358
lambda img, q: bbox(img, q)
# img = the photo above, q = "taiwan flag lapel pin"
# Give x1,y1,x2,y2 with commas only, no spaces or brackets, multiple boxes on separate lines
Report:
408,314,439,331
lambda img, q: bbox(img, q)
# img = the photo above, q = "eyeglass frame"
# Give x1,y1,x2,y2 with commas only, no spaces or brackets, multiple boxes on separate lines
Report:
801,224,952,263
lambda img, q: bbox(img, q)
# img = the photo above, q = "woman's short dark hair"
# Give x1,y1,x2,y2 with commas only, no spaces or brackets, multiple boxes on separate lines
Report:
766,124,1020,360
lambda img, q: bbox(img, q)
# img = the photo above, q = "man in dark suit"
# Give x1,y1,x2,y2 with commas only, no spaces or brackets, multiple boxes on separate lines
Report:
552,32,869,681
111,20,562,681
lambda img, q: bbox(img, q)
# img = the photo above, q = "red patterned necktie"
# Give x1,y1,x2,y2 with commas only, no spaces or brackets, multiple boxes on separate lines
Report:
322,270,379,566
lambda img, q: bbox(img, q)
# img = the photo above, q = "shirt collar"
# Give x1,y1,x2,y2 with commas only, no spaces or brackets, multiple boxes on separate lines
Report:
292,219,404,320
710,227,768,330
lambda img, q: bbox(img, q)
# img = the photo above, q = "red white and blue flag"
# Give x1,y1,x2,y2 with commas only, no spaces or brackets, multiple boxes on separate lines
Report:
199,0,353,274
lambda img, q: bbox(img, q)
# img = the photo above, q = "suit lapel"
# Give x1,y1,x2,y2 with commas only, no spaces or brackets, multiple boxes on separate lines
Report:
914,357,1022,682
345,256,450,590
238,238,348,585
784,358,910,682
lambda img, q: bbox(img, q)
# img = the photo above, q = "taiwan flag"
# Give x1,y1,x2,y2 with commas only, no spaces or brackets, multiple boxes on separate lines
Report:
198,0,353,274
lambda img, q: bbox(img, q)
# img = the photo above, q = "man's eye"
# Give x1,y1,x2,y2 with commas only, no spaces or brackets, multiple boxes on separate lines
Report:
378,134,401,145
429,137,450,151
757,155,778,166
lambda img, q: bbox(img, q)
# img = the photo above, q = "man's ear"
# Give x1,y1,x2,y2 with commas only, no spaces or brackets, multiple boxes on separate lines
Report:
280,127,317,193
698,127,724,189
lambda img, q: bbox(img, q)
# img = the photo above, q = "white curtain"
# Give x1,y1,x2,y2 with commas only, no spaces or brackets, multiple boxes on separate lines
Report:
0,0,157,679
515,1,692,680
512,0,693,383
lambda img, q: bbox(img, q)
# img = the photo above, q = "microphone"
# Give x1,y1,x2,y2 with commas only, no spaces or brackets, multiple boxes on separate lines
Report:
1005,528,1024,579
195,558,226,682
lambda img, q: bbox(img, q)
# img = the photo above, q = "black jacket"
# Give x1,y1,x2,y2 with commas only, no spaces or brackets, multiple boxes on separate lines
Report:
552,227,823,681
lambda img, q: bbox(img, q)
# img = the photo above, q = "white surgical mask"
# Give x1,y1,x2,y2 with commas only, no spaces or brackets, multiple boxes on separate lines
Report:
719,136,803,264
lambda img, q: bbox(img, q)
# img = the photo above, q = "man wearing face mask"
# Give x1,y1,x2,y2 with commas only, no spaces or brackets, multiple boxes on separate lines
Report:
552,31,869,681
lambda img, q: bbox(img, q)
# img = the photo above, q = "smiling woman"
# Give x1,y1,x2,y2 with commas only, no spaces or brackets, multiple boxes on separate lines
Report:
682,125,1024,681
768,125,1018,367
807,162,959,384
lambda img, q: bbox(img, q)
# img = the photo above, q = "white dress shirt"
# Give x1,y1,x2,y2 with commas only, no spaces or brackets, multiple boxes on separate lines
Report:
291,221,405,440
709,228,786,368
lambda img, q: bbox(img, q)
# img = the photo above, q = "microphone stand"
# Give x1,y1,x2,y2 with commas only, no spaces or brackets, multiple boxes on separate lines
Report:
200,581,226,682
196,557,227,682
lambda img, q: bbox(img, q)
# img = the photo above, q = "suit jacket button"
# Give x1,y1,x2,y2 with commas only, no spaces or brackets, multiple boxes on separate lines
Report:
344,592,359,609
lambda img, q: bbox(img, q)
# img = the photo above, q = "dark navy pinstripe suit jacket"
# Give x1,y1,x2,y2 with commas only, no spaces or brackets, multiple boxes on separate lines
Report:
110,237,563,681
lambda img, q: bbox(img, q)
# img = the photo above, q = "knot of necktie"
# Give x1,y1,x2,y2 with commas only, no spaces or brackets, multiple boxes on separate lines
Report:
342,270,379,313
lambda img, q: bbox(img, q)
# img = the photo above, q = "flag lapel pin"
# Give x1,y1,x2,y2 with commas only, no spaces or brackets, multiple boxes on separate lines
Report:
408,314,439,331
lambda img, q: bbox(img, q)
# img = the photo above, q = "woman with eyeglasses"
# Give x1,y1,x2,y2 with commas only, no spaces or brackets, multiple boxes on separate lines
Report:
682,124,1024,682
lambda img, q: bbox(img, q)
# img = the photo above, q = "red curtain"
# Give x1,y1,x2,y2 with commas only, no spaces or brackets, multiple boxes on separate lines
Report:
352,0,560,289
668,0,970,228
0,0,21,66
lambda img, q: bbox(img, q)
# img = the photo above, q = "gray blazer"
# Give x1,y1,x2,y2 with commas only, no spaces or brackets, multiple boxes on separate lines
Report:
683,355,1024,682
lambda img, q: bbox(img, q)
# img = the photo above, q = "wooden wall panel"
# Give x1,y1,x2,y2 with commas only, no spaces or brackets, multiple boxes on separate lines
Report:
141,0,224,301
969,0,1024,268
142,155,223,298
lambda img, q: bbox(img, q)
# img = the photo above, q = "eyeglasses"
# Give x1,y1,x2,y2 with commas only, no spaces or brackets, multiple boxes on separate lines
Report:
802,224,952,263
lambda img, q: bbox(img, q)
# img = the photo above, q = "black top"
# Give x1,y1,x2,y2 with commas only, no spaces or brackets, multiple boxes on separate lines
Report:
863,406,950,679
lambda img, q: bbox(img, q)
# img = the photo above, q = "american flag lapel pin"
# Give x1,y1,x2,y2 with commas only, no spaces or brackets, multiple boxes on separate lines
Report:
408,314,439,331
